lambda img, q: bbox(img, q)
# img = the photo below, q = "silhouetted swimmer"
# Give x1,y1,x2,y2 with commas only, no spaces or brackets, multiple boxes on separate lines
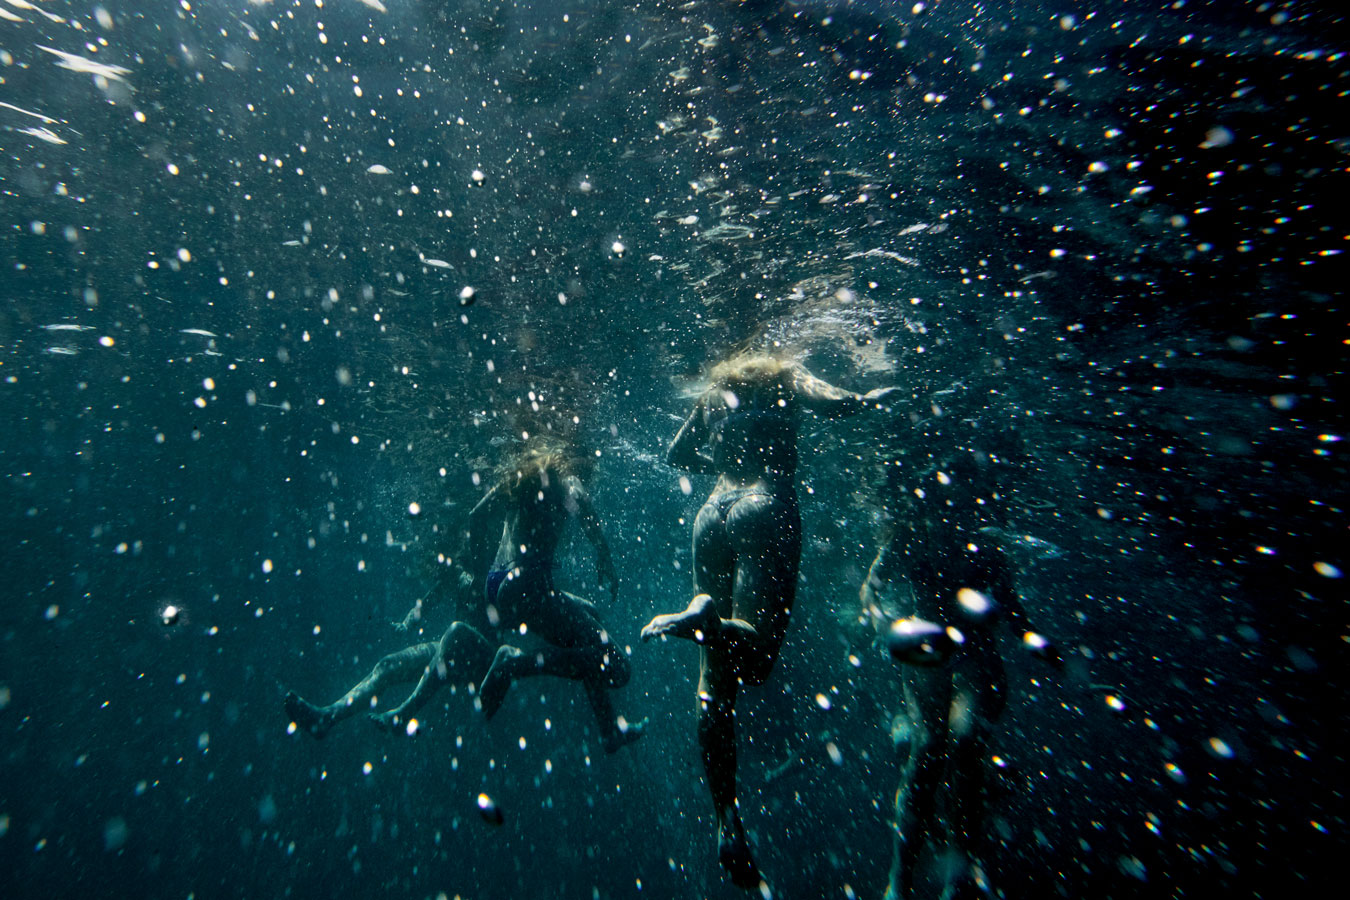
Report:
861,445,1060,900
284,437,644,754
466,437,645,754
644,351,896,888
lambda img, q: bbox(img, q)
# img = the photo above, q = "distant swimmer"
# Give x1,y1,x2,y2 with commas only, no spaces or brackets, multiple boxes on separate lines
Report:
463,437,643,753
283,561,493,740
284,436,643,753
643,351,897,889
861,439,1060,900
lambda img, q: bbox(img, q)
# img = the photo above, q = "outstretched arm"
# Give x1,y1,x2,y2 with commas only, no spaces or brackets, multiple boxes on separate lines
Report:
793,367,900,419
395,489,498,630
859,544,892,633
568,476,619,601
666,398,716,473
394,575,444,631
394,488,502,631
993,578,1061,667
394,563,475,631
466,484,506,572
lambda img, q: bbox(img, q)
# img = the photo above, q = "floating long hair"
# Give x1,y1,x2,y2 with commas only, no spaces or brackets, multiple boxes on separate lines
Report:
704,350,800,407
493,433,592,500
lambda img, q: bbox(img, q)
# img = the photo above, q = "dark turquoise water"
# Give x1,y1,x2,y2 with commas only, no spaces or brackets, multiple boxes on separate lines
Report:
1,2,1342,898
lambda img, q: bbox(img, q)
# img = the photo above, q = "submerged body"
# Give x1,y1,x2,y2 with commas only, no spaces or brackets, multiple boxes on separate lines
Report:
862,450,1058,900
285,442,641,753
470,452,641,752
643,354,895,888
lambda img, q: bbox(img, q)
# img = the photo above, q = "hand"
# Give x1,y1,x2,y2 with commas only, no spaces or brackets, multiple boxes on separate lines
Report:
395,602,423,632
864,386,901,410
1022,631,1063,668
598,563,619,602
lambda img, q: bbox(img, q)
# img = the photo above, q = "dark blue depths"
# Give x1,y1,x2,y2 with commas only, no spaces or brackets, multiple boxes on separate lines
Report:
0,2,1343,899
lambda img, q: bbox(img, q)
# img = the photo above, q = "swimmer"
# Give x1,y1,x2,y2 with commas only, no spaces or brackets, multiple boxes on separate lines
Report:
285,436,643,753
643,351,897,888
283,576,494,740
469,437,642,753
861,443,1059,900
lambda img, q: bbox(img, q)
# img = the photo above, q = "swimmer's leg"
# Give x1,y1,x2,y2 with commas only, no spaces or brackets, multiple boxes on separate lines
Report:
641,592,730,643
584,682,646,753
476,644,526,720
285,642,436,738
939,654,1006,896
888,669,946,900
503,590,645,750
643,498,740,645
644,493,797,672
575,632,645,752
478,642,626,721
699,655,762,889
371,622,494,731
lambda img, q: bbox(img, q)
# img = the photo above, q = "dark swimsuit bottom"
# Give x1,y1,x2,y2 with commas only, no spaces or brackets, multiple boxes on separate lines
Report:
484,565,555,608
484,567,513,606
707,485,774,515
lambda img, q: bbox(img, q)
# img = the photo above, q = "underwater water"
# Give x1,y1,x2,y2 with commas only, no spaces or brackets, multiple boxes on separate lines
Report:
0,1,1343,898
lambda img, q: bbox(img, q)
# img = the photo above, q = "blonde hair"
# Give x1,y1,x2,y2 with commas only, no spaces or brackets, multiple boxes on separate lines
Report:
494,434,591,498
707,352,797,395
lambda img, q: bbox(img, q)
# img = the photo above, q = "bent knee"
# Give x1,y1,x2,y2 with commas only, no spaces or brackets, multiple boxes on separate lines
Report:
373,652,412,677
737,654,777,687
443,621,479,646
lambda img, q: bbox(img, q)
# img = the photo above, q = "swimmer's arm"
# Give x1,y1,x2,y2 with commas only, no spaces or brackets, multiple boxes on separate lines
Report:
398,494,496,629
466,485,506,573
569,477,619,601
794,369,900,419
395,578,442,631
998,587,1061,667
394,565,474,630
859,545,891,632
666,400,716,473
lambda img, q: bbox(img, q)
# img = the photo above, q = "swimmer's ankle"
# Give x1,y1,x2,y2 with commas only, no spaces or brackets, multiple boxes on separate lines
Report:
368,710,402,733
640,593,720,643
284,691,334,739
716,813,762,889
602,715,647,753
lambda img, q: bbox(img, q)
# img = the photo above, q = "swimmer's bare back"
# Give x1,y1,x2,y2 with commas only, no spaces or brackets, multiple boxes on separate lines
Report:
646,355,897,888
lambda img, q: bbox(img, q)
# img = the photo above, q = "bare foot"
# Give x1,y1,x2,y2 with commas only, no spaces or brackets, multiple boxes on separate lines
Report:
284,691,334,739
717,813,763,889
368,710,401,732
641,593,719,643
478,645,526,720
602,715,648,754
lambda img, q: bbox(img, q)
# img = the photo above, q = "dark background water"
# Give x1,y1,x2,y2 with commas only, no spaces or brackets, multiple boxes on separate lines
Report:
0,1,1343,898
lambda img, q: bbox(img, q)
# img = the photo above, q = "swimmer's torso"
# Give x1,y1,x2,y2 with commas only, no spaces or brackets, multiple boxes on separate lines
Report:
883,491,1012,628
702,389,800,489
491,473,571,572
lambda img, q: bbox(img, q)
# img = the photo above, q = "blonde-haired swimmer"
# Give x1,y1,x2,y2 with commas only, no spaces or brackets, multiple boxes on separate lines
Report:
643,352,898,888
285,436,643,753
